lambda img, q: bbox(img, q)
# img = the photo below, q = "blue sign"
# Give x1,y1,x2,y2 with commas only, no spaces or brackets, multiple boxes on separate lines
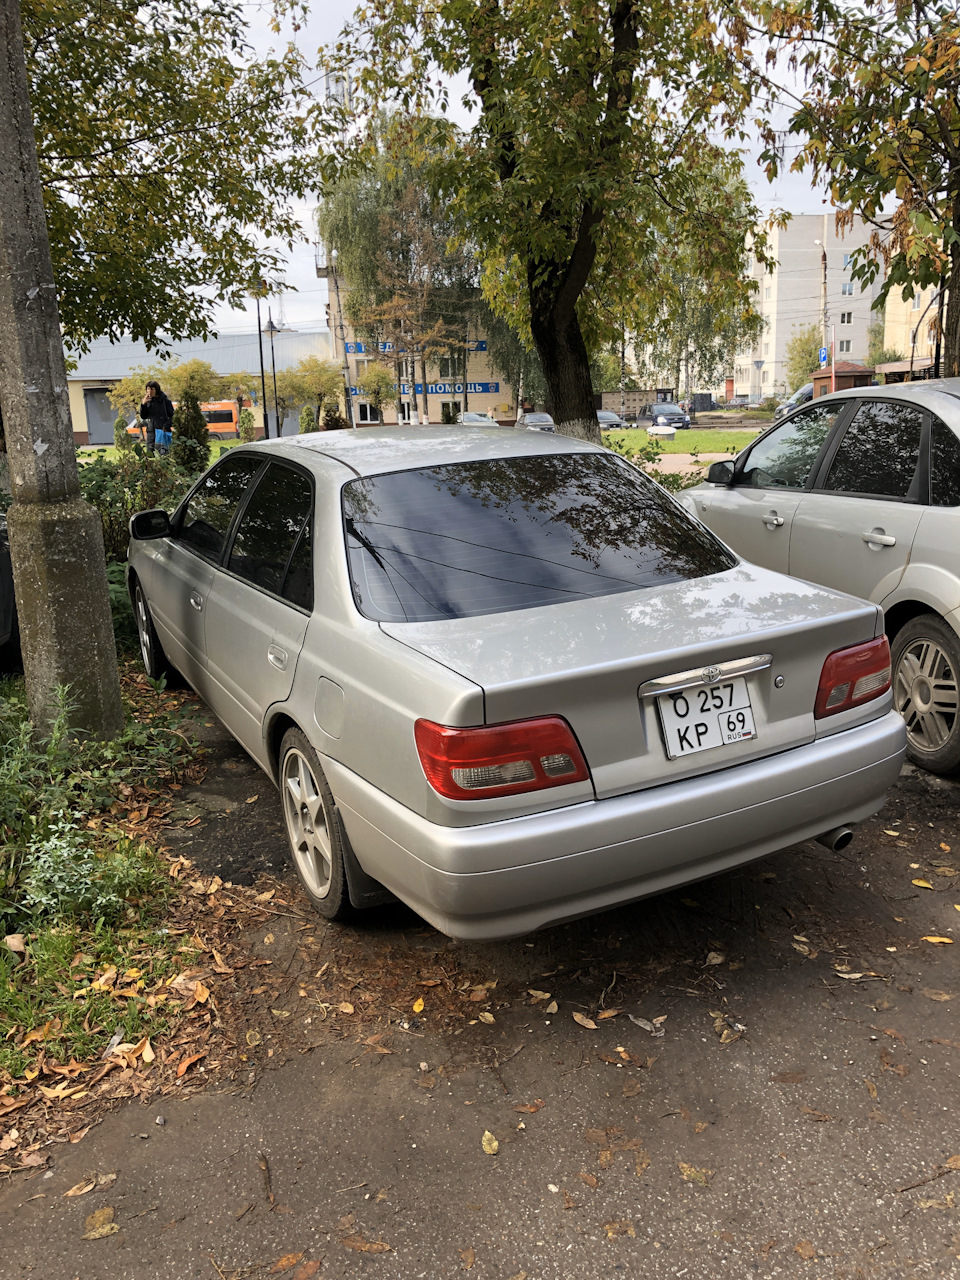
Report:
819,346,828,366
349,382,500,397
345,340,488,355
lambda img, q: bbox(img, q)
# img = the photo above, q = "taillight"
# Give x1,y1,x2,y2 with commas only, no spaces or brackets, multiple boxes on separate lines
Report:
815,636,891,718
414,716,590,800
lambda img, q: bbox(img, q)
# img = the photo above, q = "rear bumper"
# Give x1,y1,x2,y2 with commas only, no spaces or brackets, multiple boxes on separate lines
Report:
325,711,906,940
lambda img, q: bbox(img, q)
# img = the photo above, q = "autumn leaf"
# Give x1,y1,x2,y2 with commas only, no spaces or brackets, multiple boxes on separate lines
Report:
460,1246,475,1269
477,1011,495,1024
579,1171,599,1188
544,1001,558,1014
922,989,955,1001
271,1253,304,1272
622,1080,643,1097
602,1219,636,1238
341,1234,392,1253
481,1130,499,1155
865,1079,878,1100
176,1051,207,1078
921,936,954,944
513,1100,544,1114
64,1177,96,1197
678,1162,713,1186
794,1240,816,1260
412,997,424,1014
573,1012,597,1029
527,989,551,1001
82,1206,119,1239
912,879,934,889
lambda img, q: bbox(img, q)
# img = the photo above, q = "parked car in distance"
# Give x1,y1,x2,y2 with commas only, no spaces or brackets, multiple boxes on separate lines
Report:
640,402,691,429
679,380,960,773
457,412,498,426
597,410,628,430
128,427,904,939
517,412,556,432
774,382,814,421
127,399,243,442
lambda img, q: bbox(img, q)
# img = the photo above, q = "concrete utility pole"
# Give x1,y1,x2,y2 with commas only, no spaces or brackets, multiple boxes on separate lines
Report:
0,0,123,736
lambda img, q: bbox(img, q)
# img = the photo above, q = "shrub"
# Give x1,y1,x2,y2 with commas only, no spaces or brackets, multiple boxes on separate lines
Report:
299,404,315,435
237,408,256,442
0,682,194,929
170,391,211,472
78,449,194,563
440,402,455,424
106,561,138,651
322,405,349,430
113,415,134,452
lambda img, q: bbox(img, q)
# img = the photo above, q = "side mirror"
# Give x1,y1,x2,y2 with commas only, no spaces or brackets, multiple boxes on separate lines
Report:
130,508,171,540
706,460,735,486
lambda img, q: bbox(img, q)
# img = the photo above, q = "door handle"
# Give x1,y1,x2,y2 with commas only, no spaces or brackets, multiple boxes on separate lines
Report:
762,513,784,528
268,644,288,671
861,530,896,547
189,592,203,612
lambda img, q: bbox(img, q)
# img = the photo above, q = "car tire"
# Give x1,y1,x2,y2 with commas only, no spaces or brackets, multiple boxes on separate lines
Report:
132,577,176,681
279,728,356,921
891,614,960,774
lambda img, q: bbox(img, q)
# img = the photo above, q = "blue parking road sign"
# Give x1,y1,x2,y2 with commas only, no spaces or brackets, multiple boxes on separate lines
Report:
819,346,828,366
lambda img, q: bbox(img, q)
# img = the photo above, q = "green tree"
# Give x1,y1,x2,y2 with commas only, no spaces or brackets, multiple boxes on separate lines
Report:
113,416,133,453
325,5,765,442
237,408,256,443
784,324,823,392
288,356,344,427
356,364,397,423
24,0,321,352
170,393,211,471
162,360,225,405
758,0,960,374
867,320,904,369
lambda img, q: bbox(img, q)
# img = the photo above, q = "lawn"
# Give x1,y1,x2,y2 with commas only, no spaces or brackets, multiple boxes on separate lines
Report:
605,427,763,455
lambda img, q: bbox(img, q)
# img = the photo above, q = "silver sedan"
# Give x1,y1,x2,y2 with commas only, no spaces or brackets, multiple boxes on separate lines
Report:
680,380,960,774
128,428,904,939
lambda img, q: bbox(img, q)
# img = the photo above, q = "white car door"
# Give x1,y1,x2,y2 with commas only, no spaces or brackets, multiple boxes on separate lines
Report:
147,453,265,691
691,402,844,572
202,461,314,763
789,399,925,603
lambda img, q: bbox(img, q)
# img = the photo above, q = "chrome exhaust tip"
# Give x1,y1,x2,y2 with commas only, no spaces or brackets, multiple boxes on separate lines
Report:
816,825,853,852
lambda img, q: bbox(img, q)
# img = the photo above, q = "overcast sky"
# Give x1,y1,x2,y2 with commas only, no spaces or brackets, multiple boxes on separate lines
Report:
209,1,830,336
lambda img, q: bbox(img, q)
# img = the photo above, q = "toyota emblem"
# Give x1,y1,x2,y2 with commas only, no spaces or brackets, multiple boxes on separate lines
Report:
701,666,721,684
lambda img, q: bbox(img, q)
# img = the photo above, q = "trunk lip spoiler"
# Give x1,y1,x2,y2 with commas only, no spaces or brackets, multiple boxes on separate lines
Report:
638,654,773,699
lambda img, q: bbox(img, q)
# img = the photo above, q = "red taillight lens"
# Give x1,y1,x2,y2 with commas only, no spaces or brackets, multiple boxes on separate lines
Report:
815,636,891,719
414,716,590,800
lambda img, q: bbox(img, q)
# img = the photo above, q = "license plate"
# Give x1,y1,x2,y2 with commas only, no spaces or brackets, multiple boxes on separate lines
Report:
657,677,756,759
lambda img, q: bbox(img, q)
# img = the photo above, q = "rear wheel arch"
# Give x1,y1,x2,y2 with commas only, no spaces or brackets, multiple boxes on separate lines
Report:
884,599,939,644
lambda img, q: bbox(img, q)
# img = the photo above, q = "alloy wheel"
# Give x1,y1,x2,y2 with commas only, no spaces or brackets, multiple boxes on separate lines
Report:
894,636,960,755
282,748,333,899
134,586,153,673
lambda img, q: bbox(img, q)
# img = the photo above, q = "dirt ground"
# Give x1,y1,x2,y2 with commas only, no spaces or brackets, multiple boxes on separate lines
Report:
1,717,959,1280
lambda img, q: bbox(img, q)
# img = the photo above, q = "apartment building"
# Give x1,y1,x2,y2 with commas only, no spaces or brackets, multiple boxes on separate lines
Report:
881,283,940,378
731,213,883,402
344,338,514,425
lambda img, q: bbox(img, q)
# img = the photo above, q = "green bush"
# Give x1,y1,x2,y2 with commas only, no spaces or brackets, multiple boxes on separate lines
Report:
238,408,256,442
78,448,194,563
106,561,138,651
440,402,455,424
299,404,315,434
322,405,349,430
0,682,195,929
113,415,134,452
170,391,211,472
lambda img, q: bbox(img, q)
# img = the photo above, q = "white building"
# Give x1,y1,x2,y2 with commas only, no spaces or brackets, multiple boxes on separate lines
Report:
732,214,883,402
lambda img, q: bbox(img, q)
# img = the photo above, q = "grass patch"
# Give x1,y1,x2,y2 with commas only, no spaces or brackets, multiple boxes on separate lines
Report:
0,922,190,1080
605,428,762,455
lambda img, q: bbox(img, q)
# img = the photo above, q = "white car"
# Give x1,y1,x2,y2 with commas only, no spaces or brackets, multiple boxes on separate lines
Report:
679,381,960,773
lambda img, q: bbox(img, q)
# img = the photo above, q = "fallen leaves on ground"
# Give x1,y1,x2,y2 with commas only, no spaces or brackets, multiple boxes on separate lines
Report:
573,1012,597,1030
482,1131,499,1155
271,1253,304,1272
460,1246,475,1269
341,1234,392,1253
921,989,955,1001
794,1240,816,1260
921,936,954,945
82,1206,119,1239
678,1163,713,1186
602,1220,636,1238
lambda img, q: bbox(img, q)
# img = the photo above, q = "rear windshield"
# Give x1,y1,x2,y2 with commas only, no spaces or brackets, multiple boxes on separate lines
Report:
342,453,736,622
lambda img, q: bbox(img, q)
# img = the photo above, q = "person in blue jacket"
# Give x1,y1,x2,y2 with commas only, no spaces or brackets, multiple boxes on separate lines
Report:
140,381,174,454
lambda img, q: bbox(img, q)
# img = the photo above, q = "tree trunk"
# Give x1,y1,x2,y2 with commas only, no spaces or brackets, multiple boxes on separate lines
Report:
420,350,430,424
0,0,122,738
944,200,960,378
528,263,601,444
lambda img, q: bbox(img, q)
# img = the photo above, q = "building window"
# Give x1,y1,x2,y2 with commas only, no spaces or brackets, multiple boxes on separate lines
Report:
912,292,922,310
761,371,769,384
439,356,459,379
763,342,770,356
764,286,772,300
840,311,852,325
841,282,854,296
910,328,917,345
441,401,462,420
399,402,411,423
357,402,377,423
842,253,853,269
839,339,851,353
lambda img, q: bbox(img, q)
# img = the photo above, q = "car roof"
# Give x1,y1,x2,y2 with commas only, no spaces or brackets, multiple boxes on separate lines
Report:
788,378,960,412
233,426,601,478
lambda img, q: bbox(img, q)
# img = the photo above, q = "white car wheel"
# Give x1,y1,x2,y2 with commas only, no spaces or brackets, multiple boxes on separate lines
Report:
892,615,960,774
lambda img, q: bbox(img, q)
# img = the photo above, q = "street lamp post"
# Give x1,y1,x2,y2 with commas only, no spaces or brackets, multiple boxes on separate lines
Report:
255,293,269,439
814,238,828,350
265,310,281,437
328,249,355,428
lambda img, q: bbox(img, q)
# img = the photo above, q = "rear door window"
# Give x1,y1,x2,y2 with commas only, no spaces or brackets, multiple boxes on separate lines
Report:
931,419,960,507
738,403,841,489
342,453,736,622
227,463,314,609
177,454,264,561
822,400,923,499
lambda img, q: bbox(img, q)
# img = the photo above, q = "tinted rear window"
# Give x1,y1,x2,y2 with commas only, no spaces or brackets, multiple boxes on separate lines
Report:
342,453,736,622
